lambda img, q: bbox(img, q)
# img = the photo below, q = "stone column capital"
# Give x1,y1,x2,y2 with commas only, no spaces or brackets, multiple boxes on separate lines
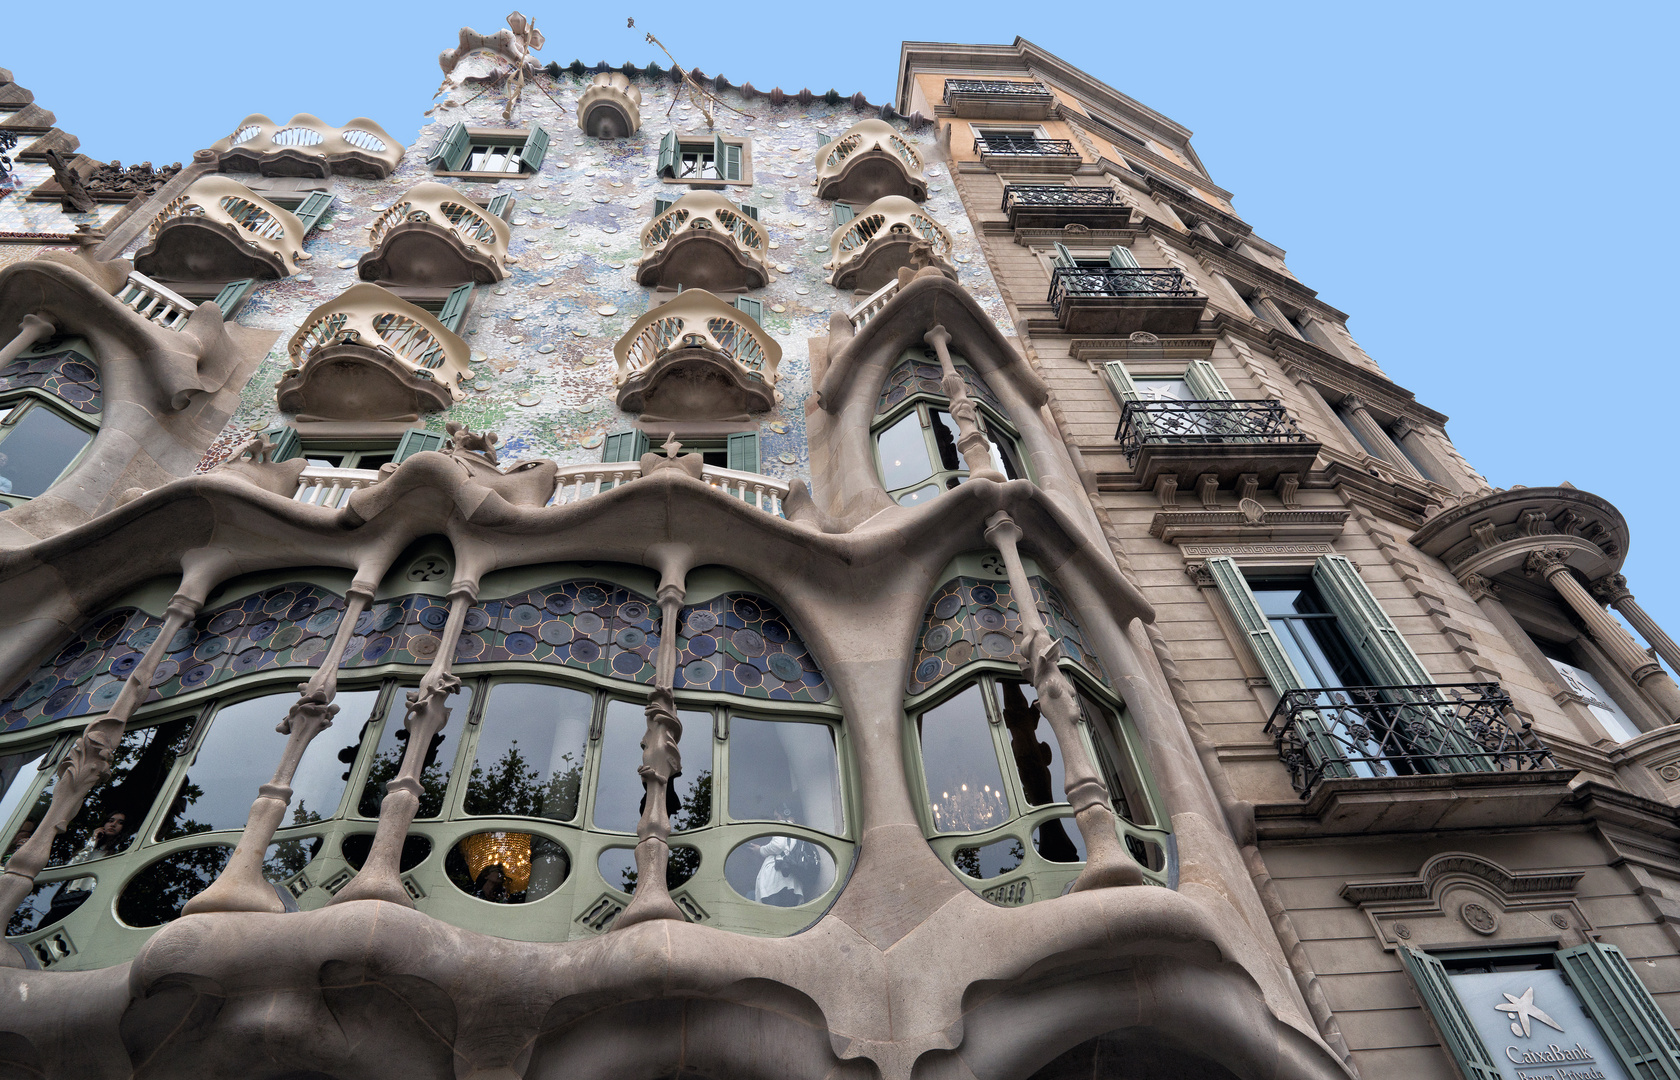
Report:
982,510,1023,549
1524,547,1574,580
921,324,952,350
1461,573,1501,601
1591,573,1632,605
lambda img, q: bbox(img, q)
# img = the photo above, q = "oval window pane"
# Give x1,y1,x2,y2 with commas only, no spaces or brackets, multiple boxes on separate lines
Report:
263,836,322,884
727,717,842,836
0,405,92,498
994,680,1065,807
953,836,1024,880
724,835,834,906
358,683,472,819
446,831,570,903
877,411,932,491
1032,816,1085,863
594,701,711,833
6,879,91,937
116,845,233,928
918,685,1009,833
464,682,589,821
40,718,194,867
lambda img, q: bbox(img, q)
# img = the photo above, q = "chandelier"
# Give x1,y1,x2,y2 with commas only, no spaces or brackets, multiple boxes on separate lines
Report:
459,831,533,892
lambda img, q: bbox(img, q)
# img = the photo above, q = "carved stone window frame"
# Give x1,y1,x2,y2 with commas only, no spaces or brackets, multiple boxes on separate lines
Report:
1341,851,1592,954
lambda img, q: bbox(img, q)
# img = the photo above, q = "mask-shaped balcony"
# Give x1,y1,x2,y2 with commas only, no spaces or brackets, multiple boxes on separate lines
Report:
1048,265,1207,335
612,289,781,421
357,183,510,286
132,176,305,282
211,113,404,179
577,72,642,138
636,191,768,292
825,196,957,292
815,119,928,203
277,283,470,422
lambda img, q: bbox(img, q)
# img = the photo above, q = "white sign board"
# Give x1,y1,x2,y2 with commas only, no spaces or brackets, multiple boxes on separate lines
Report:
1450,968,1630,1080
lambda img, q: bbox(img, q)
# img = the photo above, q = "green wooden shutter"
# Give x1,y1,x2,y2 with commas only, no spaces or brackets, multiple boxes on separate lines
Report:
602,430,649,463
262,423,301,463
1051,242,1077,267
1108,244,1141,269
436,284,474,332
732,297,763,322
1100,361,1142,406
726,432,759,473
211,279,255,319
653,196,674,217
1557,941,1680,1080
1183,359,1235,400
712,136,731,180
430,122,471,171
393,427,445,462
657,132,678,177
1399,947,1504,1080
738,202,758,220
1206,556,1351,780
1311,556,1433,688
520,127,550,172
486,193,514,220
833,203,856,226
291,192,334,234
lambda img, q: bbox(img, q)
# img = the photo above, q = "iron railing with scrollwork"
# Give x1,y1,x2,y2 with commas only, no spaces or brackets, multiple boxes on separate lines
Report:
945,79,1052,101
1002,184,1119,212
1115,399,1309,460
1264,683,1556,799
973,136,1078,158
1048,266,1195,313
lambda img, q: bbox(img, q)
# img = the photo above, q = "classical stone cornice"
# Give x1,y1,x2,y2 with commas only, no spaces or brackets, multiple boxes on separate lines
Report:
1250,323,1449,427
1409,485,1628,582
1149,508,1348,546
1341,851,1587,907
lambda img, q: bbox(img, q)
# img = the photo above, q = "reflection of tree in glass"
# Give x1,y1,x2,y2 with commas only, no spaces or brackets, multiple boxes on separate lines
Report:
115,845,233,928
618,770,710,892
43,718,194,863
262,805,324,883
358,729,449,818
953,838,1023,879
153,779,210,840
463,741,583,821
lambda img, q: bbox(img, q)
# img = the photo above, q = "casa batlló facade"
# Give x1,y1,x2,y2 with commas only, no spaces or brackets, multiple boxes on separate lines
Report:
0,25,1675,1080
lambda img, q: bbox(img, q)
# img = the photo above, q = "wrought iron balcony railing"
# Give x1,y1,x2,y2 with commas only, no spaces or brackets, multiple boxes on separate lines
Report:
945,79,1052,100
1115,399,1310,461
1048,265,1195,312
1002,184,1119,212
973,136,1078,158
1264,683,1556,799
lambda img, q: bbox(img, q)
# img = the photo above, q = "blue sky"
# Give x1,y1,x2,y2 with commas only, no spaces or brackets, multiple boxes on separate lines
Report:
8,1,1678,644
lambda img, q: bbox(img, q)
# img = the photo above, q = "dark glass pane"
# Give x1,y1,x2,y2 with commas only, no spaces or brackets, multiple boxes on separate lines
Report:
877,412,932,491
897,483,939,507
116,845,233,928
0,749,45,857
930,409,963,471
40,718,194,867
7,879,90,936
994,680,1065,806
445,831,569,903
358,683,472,818
1077,691,1147,825
601,844,701,894
157,689,377,840
727,717,843,836
263,836,322,884
339,833,431,871
953,837,1024,879
1032,817,1085,863
464,682,589,822
723,835,835,906
594,701,711,833
918,685,1009,833
0,406,91,498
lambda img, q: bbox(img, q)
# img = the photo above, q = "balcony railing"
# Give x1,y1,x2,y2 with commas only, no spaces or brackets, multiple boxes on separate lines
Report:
117,272,197,331
294,466,382,508
365,182,510,282
143,176,307,277
1264,683,1556,799
847,276,902,331
636,191,767,289
614,290,780,388
944,80,1053,102
1116,400,1311,461
1002,184,1117,212
1048,266,1196,311
826,195,954,289
974,135,1078,158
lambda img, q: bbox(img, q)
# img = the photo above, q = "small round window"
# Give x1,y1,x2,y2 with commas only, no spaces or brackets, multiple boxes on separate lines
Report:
444,831,570,904
723,835,835,907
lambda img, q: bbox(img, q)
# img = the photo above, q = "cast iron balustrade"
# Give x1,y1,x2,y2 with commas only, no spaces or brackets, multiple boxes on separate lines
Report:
1003,185,1117,212
944,81,1057,119
1048,265,1195,308
974,135,1078,158
945,79,1052,99
1264,683,1556,799
1116,400,1310,461
1047,265,1204,335
1002,184,1130,230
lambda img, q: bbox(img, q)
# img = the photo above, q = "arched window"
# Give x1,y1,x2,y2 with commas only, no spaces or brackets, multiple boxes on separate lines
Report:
0,336,100,506
872,347,1026,506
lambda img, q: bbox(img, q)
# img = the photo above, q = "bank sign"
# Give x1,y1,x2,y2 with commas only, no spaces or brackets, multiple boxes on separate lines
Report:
1450,969,1632,1080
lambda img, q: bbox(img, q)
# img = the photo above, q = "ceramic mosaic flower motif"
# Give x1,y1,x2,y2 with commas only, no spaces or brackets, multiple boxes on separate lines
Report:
907,576,1105,696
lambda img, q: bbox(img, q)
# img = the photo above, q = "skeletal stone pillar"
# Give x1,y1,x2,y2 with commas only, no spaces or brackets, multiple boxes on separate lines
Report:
1339,394,1423,481
924,324,1005,482
0,591,202,942
616,574,689,929
1527,550,1680,722
1592,574,1680,687
185,581,377,915
0,314,57,368
984,510,1144,889
329,581,476,907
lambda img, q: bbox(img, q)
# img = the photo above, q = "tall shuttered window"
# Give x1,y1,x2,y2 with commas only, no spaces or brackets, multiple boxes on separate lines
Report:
430,123,551,176
657,132,749,183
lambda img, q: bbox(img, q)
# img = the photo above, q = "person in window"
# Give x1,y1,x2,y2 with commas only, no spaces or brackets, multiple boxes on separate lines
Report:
4,818,35,860
0,451,12,495
62,812,127,891
474,864,510,904
749,809,814,907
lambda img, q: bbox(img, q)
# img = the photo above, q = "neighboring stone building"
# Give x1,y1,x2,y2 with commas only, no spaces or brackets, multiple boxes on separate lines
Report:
0,28,1674,1080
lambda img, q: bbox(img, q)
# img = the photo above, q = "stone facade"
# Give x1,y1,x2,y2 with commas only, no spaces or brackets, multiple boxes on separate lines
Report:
0,31,1673,1080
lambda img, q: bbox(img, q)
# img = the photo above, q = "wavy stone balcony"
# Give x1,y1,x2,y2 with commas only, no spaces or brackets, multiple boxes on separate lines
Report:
577,71,642,138
943,78,1057,119
815,119,928,203
277,283,470,422
211,113,404,179
636,191,768,292
357,182,510,285
1048,265,1207,335
1117,399,1321,489
132,176,307,282
825,195,956,292
1002,184,1132,231
612,289,781,421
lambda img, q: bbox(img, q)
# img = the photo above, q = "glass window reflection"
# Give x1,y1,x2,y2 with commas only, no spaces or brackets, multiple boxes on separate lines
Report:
917,685,1009,833
727,717,843,836
877,411,933,492
464,682,589,821
26,719,194,867
359,682,473,819
594,701,712,833
0,403,92,498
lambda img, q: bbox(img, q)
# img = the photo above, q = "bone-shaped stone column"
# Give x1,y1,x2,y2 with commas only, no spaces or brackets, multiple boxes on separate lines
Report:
328,580,477,907
0,590,203,945
924,324,1005,483
984,510,1144,889
184,580,378,915
0,314,57,368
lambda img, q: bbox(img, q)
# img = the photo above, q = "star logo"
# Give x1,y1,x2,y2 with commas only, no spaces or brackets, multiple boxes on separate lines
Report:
1494,987,1565,1038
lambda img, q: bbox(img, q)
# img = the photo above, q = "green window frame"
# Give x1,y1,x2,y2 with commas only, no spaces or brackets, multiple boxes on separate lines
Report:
871,355,1027,507
0,395,98,505
657,131,750,184
601,430,650,463
392,427,446,463
485,193,514,221
435,283,475,333
430,122,552,176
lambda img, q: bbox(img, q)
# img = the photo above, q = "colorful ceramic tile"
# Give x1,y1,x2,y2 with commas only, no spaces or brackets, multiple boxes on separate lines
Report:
907,575,1107,696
